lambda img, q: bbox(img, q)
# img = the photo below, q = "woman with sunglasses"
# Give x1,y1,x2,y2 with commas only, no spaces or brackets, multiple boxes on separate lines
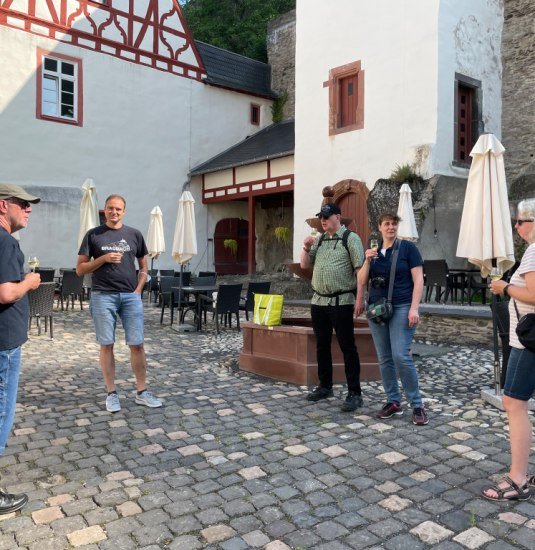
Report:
483,200,535,501
357,212,427,425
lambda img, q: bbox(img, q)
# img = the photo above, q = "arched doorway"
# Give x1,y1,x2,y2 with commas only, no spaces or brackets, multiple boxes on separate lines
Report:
333,180,370,246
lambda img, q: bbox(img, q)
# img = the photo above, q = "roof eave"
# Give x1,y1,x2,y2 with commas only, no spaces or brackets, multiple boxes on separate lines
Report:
190,150,294,177
203,79,278,100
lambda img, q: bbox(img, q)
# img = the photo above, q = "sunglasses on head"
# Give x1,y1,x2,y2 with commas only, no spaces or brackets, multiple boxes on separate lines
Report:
516,219,534,226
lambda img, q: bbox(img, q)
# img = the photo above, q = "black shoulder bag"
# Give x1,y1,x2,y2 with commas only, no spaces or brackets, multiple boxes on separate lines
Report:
513,300,535,352
366,240,400,324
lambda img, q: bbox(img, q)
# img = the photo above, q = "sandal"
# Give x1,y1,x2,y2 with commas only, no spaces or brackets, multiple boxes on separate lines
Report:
482,476,530,501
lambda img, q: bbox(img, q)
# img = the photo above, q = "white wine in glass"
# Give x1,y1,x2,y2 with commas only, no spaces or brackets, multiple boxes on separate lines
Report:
489,267,502,281
370,239,379,260
28,256,39,271
310,228,319,237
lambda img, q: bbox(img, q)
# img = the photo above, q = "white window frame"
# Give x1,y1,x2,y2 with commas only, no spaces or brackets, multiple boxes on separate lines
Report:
41,55,78,122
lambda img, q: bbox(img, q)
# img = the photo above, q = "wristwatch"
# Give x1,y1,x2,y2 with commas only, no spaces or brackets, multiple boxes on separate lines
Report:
503,284,511,297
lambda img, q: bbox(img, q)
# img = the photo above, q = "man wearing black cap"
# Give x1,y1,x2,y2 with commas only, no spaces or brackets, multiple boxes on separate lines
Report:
300,203,365,411
0,183,41,514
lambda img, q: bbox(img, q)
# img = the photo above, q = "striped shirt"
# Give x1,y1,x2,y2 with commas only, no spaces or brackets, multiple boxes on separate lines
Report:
309,225,364,306
509,243,535,349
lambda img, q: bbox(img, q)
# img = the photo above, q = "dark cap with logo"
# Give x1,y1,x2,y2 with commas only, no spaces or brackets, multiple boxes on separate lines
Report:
316,203,341,218
0,183,40,203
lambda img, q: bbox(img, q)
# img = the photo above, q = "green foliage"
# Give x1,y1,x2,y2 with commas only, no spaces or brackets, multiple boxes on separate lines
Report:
271,91,288,123
274,226,291,245
389,163,421,184
223,239,238,256
181,0,296,62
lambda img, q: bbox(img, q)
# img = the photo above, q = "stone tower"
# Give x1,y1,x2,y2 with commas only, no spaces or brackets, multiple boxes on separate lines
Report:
501,0,535,188
267,10,296,120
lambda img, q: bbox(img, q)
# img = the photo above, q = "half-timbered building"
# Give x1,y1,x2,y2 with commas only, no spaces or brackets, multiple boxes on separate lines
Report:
0,0,275,269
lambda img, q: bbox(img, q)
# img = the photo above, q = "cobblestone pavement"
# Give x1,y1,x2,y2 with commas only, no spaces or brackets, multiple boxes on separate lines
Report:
0,304,534,549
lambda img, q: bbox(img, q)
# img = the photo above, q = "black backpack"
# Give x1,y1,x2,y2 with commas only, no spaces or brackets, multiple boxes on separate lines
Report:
316,228,354,262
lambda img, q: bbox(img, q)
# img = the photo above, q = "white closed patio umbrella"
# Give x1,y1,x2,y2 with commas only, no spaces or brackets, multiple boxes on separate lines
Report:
78,178,99,247
397,183,418,241
146,205,166,267
456,134,514,277
171,190,198,331
172,191,197,264
456,133,515,397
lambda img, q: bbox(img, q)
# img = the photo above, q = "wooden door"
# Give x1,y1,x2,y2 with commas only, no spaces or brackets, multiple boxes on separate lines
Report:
337,190,369,246
457,84,474,163
339,74,358,127
214,218,249,274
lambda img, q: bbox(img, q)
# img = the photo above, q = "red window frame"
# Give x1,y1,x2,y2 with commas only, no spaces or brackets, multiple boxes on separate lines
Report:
36,48,83,127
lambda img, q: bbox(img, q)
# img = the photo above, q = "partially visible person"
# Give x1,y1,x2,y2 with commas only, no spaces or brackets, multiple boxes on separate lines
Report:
0,183,41,514
483,199,535,501
77,195,161,413
300,203,365,412
357,212,427,425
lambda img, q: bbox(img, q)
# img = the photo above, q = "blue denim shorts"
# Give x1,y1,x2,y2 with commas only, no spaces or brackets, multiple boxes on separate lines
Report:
503,346,535,401
89,292,144,346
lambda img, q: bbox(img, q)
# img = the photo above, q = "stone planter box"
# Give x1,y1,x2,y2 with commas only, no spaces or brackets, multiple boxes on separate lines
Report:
239,317,380,386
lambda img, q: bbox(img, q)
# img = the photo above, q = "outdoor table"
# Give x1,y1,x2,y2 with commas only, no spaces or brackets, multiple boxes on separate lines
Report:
172,285,218,330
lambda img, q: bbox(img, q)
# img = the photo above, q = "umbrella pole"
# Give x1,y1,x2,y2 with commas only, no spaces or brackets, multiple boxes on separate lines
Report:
491,293,501,395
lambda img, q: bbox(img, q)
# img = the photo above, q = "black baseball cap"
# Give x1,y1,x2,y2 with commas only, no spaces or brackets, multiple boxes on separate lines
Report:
316,204,341,218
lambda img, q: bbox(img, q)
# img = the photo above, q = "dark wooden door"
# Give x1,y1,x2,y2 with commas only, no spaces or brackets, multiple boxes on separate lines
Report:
214,218,249,274
457,84,474,162
337,190,369,247
339,74,358,127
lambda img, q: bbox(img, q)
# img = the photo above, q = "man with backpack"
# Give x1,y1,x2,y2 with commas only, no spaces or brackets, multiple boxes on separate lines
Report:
300,203,365,411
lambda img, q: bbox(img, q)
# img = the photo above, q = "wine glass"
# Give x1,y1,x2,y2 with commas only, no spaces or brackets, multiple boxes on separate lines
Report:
489,267,502,281
28,256,39,272
310,228,319,238
370,239,379,260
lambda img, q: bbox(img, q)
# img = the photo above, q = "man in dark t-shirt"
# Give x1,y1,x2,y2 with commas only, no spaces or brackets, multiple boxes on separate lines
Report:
77,194,161,413
0,183,41,514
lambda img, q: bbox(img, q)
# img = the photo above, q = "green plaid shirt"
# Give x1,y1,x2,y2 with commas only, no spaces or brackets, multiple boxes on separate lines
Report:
309,225,364,306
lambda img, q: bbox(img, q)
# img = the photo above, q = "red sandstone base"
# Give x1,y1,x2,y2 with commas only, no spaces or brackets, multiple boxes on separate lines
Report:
239,317,380,386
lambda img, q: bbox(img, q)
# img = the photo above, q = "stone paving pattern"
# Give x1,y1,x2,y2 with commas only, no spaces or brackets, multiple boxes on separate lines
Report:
0,303,534,549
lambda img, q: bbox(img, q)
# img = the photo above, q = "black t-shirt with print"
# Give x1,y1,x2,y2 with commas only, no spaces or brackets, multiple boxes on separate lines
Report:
0,228,29,350
78,224,148,293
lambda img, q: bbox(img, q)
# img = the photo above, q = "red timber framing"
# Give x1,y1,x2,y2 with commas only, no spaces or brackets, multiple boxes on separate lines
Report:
0,0,206,80
201,160,294,274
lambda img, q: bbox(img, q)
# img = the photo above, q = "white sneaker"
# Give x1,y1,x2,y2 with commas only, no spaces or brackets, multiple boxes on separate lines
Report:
135,390,162,408
106,393,121,413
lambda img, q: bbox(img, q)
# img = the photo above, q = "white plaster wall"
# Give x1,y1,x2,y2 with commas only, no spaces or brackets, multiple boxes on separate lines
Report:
433,0,503,177
0,25,272,270
294,0,440,260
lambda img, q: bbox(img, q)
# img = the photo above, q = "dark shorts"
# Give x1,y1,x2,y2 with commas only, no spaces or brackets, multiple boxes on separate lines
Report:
503,346,535,401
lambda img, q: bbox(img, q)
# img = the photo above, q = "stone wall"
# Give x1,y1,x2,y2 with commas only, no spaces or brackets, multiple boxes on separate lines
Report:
267,10,296,120
418,314,493,347
255,204,294,273
502,0,535,182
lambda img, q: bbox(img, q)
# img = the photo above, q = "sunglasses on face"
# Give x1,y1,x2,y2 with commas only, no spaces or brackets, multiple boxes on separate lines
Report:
516,219,534,226
7,198,32,209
